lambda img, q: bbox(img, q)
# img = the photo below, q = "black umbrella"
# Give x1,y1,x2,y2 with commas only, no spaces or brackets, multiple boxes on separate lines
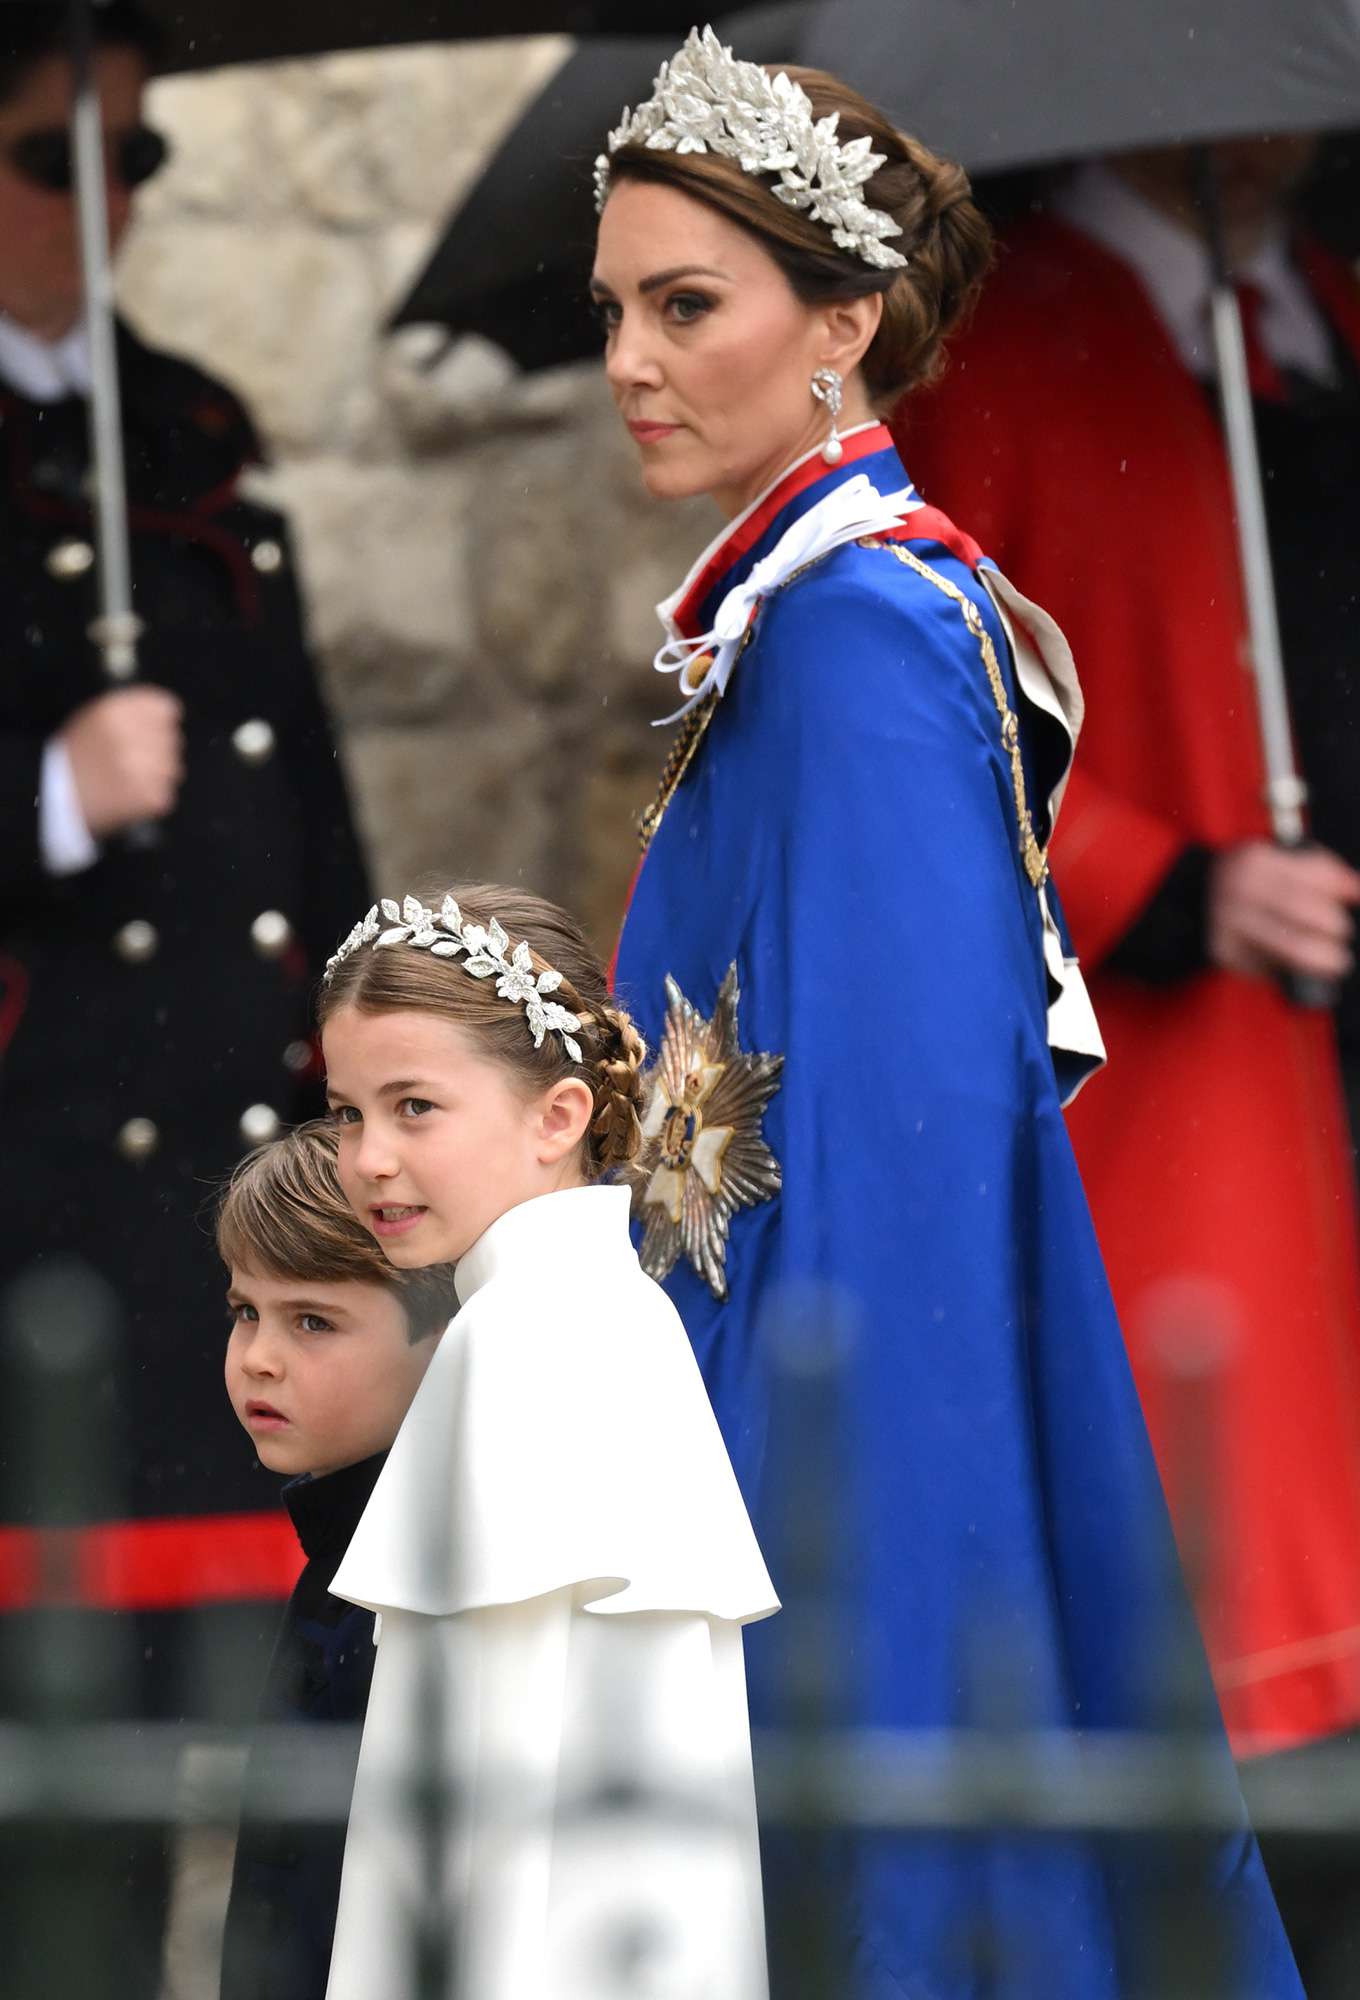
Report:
806,0,1360,170
135,1,702,74
393,0,1360,363
391,3,813,368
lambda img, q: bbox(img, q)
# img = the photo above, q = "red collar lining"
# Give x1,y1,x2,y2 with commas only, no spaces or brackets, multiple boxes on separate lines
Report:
672,422,896,636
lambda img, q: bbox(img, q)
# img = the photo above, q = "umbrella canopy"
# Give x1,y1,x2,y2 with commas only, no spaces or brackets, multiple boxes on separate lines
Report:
391,3,813,368
132,2,702,74
394,0,1360,364
806,0,1360,172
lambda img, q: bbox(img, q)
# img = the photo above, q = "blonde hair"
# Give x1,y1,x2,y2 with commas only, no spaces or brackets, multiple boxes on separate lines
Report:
317,881,647,1180
606,64,992,405
216,1121,459,1343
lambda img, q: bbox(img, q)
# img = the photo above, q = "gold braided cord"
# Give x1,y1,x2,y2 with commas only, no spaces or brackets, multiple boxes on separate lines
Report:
638,691,720,852
860,539,1049,888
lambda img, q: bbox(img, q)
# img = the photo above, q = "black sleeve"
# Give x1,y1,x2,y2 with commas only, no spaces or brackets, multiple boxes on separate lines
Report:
1104,844,1214,985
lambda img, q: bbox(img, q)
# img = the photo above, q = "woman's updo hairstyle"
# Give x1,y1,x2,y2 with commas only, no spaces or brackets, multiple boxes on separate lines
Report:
317,880,648,1181
605,64,991,404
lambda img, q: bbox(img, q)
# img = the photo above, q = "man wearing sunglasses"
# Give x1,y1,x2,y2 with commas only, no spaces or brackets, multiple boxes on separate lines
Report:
0,7,370,1994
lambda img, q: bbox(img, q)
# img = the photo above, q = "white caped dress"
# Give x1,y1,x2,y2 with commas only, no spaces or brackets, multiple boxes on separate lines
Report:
324,1183,779,2000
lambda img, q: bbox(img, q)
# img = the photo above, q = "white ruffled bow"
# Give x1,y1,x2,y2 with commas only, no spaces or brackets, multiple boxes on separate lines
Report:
652,474,923,724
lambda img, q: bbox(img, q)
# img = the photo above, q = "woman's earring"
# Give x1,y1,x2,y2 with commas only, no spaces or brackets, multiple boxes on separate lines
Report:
811,367,844,464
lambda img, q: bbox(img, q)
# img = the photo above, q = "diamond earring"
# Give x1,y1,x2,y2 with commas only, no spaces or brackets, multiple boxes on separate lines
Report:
811,367,844,464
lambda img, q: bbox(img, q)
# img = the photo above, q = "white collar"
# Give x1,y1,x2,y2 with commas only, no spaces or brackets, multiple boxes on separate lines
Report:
0,313,93,402
1055,161,1337,387
454,1183,633,1306
653,426,921,724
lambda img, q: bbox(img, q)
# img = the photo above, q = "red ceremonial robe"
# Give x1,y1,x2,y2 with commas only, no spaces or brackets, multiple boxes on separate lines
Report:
897,214,1360,1755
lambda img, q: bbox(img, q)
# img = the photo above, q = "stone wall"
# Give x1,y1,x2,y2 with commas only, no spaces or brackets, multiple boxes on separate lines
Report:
118,40,711,954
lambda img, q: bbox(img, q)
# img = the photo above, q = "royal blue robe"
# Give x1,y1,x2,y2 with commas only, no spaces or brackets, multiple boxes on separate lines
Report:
614,425,1300,1998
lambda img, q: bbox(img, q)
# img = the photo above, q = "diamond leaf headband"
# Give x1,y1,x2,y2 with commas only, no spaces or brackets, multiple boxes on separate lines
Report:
324,895,585,1064
594,23,907,273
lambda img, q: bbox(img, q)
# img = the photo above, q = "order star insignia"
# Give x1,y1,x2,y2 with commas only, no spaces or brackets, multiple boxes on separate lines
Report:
633,963,784,1301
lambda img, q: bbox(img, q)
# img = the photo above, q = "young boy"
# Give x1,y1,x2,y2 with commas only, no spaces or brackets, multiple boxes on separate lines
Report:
215,1121,458,2000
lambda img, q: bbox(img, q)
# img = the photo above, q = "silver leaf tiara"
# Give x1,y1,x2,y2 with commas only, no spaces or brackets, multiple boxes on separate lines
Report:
594,23,908,272
324,895,585,1065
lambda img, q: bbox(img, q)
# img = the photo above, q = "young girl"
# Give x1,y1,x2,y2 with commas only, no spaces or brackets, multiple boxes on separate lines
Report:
317,882,777,2000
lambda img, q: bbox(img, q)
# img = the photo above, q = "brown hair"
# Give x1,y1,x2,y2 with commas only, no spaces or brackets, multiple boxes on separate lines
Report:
317,881,648,1181
216,1121,459,1343
605,64,992,404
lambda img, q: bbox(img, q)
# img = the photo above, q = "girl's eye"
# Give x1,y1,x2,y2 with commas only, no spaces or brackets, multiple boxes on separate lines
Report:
592,297,621,334
398,1097,434,1118
330,1104,361,1126
299,1314,333,1334
666,290,712,324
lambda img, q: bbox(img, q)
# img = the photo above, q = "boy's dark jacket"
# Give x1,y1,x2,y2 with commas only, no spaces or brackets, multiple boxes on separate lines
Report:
219,1451,384,2000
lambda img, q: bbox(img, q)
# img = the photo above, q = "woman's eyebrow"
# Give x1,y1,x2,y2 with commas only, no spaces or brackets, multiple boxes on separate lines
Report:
589,263,729,299
638,264,728,294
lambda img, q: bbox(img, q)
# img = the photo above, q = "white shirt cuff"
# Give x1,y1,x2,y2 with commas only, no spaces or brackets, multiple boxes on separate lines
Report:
39,736,100,876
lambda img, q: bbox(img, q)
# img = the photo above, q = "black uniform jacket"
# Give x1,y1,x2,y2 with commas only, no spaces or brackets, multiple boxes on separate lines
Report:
0,324,369,1565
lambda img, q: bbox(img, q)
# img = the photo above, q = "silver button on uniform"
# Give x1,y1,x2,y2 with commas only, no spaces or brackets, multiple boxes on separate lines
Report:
117,1117,159,1162
239,1103,281,1147
45,538,95,580
250,539,283,575
232,718,275,766
250,910,292,959
113,919,158,964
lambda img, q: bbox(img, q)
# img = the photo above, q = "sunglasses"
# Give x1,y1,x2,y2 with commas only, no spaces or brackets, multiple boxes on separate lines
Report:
4,124,169,194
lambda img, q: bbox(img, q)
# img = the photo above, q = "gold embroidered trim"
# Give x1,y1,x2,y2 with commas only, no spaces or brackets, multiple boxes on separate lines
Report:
859,537,1049,888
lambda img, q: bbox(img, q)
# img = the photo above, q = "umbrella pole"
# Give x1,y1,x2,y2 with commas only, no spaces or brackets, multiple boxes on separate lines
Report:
1194,146,1332,1008
68,0,142,685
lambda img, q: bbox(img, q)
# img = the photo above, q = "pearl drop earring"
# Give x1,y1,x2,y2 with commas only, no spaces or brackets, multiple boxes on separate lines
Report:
811,367,844,464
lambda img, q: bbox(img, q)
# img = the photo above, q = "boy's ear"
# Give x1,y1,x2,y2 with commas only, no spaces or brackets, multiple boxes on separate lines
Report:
537,1078,594,1162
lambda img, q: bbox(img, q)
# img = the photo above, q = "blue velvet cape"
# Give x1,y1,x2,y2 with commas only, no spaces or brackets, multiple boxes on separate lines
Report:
614,432,1299,1999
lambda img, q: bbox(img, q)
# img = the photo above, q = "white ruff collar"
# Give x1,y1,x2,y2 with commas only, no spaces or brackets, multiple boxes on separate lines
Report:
653,457,922,724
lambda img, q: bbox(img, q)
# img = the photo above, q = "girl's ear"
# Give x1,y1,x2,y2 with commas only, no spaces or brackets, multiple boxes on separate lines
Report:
536,1077,595,1164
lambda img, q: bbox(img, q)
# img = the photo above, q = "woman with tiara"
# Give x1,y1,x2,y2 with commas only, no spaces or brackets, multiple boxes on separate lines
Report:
599,27,1301,1998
